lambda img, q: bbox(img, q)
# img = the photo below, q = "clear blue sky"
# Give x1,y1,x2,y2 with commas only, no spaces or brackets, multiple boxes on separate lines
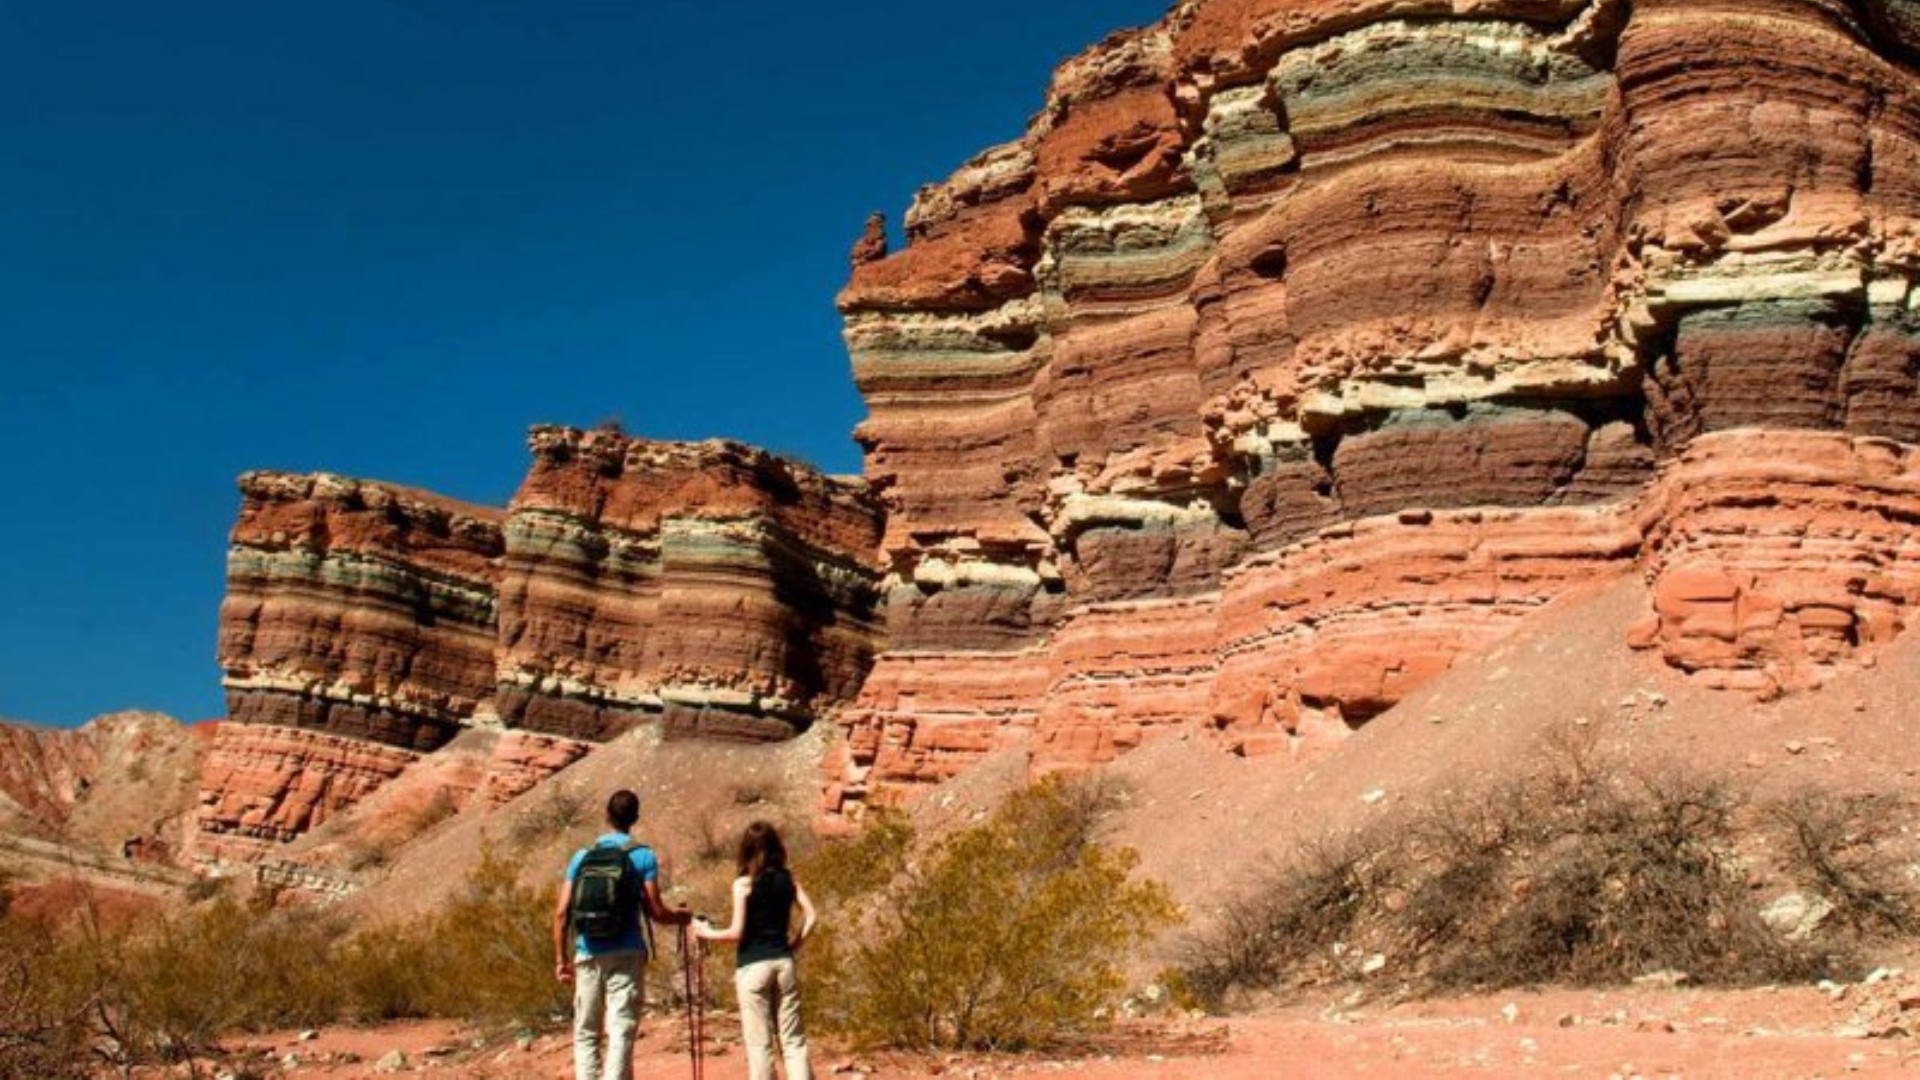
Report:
0,0,1170,727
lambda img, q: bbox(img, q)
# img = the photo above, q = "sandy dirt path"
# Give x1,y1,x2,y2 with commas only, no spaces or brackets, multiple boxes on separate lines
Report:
228,983,1920,1078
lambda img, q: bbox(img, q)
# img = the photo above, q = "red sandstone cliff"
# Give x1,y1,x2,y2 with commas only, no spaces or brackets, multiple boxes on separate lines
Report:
199,429,881,862
826,0,1920,816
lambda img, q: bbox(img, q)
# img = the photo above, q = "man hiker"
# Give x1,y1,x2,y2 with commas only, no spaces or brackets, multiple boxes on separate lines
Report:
554,788,693,1080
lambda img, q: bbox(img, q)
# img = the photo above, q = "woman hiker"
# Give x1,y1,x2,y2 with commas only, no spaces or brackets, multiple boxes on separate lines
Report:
693,820,818,1080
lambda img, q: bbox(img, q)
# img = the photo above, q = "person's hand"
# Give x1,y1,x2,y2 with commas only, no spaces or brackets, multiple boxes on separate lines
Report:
556,961,574,985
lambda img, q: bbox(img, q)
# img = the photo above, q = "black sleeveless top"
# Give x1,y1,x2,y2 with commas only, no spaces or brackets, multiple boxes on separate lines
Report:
737,868,795,968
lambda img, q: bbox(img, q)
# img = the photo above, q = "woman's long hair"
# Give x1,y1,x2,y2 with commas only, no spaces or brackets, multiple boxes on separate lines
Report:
736,820,788,879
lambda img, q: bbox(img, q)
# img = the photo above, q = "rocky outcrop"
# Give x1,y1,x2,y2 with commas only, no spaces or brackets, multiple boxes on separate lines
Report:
495,427,883,744
203,430,883,858
828,0,1920,815
219,471,506,751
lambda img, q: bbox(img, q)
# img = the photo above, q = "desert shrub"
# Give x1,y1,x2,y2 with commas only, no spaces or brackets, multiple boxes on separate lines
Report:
1770,789,1919,937
101,897,346,1062
807,778,1180,1051
417,843,564,1024
328,841,563,1026
1180,733,1850,1008
0,914,97,1078
1426,769,1808,989
1182,830,1396,1007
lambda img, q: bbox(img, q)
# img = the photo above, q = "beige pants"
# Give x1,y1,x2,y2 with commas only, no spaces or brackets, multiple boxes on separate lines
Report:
735,957,812,1080
574,951,646,1080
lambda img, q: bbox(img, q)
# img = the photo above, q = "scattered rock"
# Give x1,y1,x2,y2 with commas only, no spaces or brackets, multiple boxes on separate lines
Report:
374,1049,408,1073
1761,891,1834,938
1632,969,1690,989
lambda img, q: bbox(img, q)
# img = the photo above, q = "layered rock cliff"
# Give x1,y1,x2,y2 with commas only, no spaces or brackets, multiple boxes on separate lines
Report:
827,0,1920,815
200,429,881,860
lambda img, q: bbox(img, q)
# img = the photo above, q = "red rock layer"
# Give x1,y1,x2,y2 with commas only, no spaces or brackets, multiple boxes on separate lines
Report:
194,723,418,862
1637,430,1920,697
206,430,884,860
219,471,506,752
829,0,1920,815
496,426,884,743
475,731,593,807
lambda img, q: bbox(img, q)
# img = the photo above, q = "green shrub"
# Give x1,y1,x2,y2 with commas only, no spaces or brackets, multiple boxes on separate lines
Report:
807,779,1180,1051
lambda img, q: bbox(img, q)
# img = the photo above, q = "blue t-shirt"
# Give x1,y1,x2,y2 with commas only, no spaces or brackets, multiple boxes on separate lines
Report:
565,834,659,959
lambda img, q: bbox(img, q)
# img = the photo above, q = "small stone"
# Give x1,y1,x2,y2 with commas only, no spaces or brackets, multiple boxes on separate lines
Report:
1557,1013,1577,1028
1632,969,1690,989
375,1049,408,1072
1865,966,1902,986
1500,1002,1521,1024
1361,788,1387,805
298,1029,319,1042
1360,953,1387,975
1785,741,1807,755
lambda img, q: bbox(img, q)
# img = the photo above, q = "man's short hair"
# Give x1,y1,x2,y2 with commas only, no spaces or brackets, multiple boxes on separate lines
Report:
606,789,641,831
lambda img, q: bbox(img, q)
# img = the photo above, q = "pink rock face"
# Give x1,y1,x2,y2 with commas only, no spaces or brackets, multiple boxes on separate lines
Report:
204,429,884,860
475,731,592,808
827,0,1920,816
195,723,419,861
1639,431,1920,697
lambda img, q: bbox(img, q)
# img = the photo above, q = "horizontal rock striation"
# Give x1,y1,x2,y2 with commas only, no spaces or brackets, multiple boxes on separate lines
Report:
204,430,883,858
828,0,1920,815
496,427,883,743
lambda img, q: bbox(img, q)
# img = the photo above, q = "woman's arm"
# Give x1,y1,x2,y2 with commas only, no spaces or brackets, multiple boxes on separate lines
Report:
693,877,751,942
791,877,817,950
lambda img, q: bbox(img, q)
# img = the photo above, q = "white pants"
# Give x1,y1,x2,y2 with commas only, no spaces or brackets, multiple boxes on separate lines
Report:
736,957,812,1080
574,951,645,1080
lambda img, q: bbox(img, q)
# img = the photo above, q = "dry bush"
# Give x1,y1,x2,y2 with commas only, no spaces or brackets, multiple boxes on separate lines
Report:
0,915,96,1078
1180,730,1856,1009
329,841,562,1027
1770,789,1919,937
805,778,1180,1051
1425,768,1811,989
1182,830,1395,1007
0,840,566,1075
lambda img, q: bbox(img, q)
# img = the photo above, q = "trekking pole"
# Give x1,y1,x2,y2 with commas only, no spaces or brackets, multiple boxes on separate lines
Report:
678,923,705,1080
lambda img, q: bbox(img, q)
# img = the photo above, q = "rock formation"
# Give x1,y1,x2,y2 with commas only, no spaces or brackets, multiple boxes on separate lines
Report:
826,0,1920,815
200,429,882,860
495,426,883,744
0,712,204,863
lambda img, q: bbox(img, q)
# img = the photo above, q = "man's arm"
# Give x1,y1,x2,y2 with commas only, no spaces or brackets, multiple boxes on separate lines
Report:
552,879,575,983
642,877,693,926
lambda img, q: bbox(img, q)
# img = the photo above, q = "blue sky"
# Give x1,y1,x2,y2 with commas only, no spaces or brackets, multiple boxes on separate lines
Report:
0,0,1170,727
